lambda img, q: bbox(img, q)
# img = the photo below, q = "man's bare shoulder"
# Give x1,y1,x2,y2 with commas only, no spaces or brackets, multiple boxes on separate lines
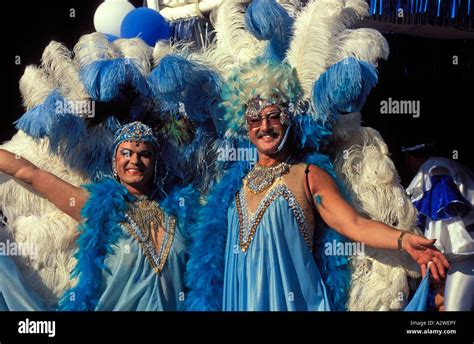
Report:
307,164,332,179
306,164,337,192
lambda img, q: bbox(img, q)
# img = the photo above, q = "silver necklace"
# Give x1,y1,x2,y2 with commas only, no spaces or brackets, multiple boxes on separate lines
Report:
245,159,291,194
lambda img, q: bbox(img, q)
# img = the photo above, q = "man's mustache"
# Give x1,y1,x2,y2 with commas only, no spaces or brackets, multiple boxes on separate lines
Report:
256,131,278,139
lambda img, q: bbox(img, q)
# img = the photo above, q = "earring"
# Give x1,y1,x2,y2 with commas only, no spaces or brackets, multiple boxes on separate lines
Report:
280,112,289,126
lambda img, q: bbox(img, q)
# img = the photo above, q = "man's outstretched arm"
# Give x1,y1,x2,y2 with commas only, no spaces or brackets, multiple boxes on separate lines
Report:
305,165,450,281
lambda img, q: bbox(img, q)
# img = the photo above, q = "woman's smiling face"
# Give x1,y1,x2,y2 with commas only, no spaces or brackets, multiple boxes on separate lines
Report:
115,141,155,188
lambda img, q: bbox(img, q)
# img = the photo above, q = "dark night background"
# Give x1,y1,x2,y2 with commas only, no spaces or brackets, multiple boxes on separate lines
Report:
1,0,473,187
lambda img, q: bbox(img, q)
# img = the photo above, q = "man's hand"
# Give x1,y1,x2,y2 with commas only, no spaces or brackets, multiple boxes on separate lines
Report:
402,233,450,282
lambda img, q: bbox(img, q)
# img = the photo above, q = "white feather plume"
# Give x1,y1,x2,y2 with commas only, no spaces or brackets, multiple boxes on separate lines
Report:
2,211,78,306
73,32,122,70
0,132,88,217
333,121,418,233
152,40,194,66
348,256,410,311
41,41,89,101
114,38,154,76
207,0,264,75
329,28,389,66
344,0,370,18
286,0,360,97
331,115,420,310
277,0,304,17
19,65,56,110
0,132,87,305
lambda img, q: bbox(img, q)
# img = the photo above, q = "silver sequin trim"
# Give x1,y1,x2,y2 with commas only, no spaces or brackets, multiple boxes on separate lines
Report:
237,184,313,251
123,212,175,274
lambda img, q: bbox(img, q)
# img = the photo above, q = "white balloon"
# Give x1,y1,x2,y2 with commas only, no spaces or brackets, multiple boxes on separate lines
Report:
93,1,135,37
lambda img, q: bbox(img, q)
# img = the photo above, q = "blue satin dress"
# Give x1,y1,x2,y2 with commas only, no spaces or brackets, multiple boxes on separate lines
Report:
92,213,187,311
0,253,55,311
0,201,187,311
223,180,332,311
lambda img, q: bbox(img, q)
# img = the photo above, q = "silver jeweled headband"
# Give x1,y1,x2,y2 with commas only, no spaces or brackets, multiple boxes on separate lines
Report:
245,94,292,126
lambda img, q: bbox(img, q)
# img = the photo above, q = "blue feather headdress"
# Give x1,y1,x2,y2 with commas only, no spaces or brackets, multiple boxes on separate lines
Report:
15,33,158,182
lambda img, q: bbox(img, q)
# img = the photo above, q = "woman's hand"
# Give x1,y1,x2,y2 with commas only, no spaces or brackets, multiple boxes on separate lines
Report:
402,233,450,282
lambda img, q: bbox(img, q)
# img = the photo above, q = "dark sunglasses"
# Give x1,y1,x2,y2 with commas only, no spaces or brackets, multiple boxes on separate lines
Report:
246,111,285,129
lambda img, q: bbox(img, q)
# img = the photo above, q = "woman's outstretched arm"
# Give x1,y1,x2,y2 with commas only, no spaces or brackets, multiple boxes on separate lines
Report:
0,149,88,221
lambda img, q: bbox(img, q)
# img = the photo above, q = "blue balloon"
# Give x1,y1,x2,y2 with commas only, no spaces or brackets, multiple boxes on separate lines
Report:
120,8,171,46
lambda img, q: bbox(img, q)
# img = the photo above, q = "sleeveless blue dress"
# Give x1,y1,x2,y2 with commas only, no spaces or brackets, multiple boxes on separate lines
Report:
223,181,332,311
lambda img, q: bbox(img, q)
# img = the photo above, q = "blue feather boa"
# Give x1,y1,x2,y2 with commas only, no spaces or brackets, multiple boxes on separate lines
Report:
160,184,201,243
185,160,249,311
58,178,132,311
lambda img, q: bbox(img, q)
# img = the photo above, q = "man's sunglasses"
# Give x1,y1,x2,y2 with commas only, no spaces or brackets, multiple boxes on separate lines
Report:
246,111,287,129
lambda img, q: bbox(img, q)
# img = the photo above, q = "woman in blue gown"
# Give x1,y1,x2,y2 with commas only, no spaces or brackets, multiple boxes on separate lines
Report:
0,121,192,311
